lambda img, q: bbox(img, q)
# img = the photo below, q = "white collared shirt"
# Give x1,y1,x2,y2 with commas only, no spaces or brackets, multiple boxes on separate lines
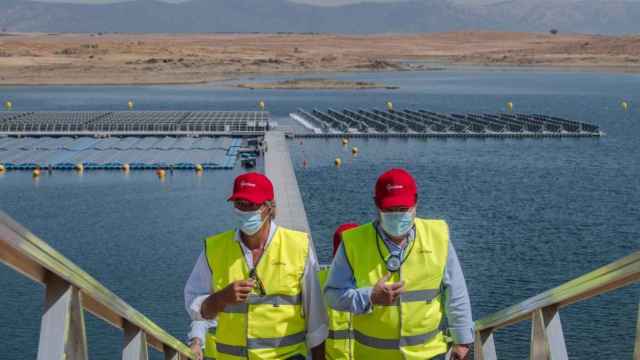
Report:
184,222,328,348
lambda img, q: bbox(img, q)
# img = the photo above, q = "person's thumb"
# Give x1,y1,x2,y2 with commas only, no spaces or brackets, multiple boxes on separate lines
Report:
379,272,391,284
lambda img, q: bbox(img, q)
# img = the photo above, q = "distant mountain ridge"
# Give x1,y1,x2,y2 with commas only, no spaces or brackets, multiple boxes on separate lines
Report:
1,0,639,34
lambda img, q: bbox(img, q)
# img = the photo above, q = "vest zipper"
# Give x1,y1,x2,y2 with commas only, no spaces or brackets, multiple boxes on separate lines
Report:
239,225,278,359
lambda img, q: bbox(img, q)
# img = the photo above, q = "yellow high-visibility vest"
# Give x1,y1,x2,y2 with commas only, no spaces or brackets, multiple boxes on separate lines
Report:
342,219,449,360
318,268,353,360
204,227,309,360
204,326,218,360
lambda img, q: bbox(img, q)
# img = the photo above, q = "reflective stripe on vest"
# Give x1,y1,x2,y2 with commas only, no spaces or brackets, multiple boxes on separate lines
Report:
342,219,450,360
222,294,302,313
216,332,307,357
205,227,309,360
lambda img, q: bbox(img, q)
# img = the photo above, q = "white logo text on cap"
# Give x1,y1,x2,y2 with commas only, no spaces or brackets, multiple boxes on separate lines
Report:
386,184,404,191
240,181,256,188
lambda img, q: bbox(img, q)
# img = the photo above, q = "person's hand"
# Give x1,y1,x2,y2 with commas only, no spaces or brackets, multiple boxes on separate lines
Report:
449,344,471,360
189,338,203,360
217,279,256,306
370,273,404,306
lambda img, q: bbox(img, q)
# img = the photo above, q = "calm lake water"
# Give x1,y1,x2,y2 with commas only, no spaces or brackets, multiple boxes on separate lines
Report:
0,69,639,359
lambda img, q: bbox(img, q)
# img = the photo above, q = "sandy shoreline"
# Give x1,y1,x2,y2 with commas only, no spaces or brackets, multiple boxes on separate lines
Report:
1,32,639,86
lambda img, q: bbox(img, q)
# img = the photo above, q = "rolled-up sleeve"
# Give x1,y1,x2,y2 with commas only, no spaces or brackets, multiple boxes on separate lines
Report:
323,244,373,314
184,251,214,321
443,242,475,344
188,320,216,347
302,238,329,348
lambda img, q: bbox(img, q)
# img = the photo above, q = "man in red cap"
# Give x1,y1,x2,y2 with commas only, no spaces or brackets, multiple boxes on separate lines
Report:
324,168,474,360
184,172,328,360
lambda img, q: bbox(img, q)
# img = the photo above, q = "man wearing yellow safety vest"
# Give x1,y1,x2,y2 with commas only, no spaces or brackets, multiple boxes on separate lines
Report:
324,168,474,360
318,223,359,360
184,172,328,360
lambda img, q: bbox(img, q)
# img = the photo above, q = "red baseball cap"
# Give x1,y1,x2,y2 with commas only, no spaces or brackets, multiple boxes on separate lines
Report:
333,223,359,257
228,172,274,204
375,168,417,210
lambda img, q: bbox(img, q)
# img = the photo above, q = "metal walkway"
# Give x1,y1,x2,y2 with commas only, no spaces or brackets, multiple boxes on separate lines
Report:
264,131,311,234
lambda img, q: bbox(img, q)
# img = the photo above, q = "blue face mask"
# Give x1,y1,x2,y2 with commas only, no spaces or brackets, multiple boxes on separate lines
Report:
380,209,415,238
234,207,266,236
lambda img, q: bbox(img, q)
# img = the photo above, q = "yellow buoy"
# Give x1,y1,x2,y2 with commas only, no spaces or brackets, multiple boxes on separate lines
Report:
195,164,204,172
507,101,514,112
4,100,12,110
351,146,359,155
341,138,349,146
0,164,5,172
334,158,342,167
74,164,84,172
128,100,134,110
122,163,130,172
156,169,166,178
386,101,393,111
621,101,629,111
258,100,266,111
32,169,41,177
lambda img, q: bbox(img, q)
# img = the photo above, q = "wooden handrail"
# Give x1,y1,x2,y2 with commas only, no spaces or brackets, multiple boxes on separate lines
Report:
474,251,640,360
0,210,194,359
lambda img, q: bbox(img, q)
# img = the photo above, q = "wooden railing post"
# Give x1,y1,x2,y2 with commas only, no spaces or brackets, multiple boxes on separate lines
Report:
163,345,180,360
474,328,497,360
37,273,88,360
123,320,149,360
530,306,568,360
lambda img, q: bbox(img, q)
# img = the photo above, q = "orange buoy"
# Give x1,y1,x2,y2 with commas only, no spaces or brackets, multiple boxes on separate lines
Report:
156,169,166,178
32,169,41,177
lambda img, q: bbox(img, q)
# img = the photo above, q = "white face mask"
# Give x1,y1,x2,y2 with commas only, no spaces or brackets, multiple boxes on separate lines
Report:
234,207,267,235
379,208,415,237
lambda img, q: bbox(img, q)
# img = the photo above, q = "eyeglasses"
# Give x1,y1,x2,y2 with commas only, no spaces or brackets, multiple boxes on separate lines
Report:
234,200,264,212
249,268,266,296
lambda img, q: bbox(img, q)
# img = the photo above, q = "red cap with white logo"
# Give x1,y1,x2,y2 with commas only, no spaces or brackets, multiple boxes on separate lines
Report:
228,172,274,205
374,168,417,210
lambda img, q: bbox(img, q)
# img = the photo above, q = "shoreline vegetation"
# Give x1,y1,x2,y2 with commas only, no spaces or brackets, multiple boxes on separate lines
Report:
1,32,639,86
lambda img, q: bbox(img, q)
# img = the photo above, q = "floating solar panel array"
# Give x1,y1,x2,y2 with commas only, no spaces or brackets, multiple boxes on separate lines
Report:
292,109,601,137
0,136,242,170
0,111,269,134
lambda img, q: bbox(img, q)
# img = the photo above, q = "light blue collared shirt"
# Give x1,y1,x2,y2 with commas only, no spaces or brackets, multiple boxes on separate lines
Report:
323,221,475,344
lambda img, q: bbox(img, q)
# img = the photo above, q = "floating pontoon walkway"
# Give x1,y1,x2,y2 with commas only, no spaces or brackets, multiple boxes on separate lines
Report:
0,111,270,136
291,108,602,138
264,131,310,234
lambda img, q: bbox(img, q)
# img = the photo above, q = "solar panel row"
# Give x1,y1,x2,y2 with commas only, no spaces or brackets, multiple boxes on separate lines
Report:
0,136,242,170
0,111,270,133
295,109,600,135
